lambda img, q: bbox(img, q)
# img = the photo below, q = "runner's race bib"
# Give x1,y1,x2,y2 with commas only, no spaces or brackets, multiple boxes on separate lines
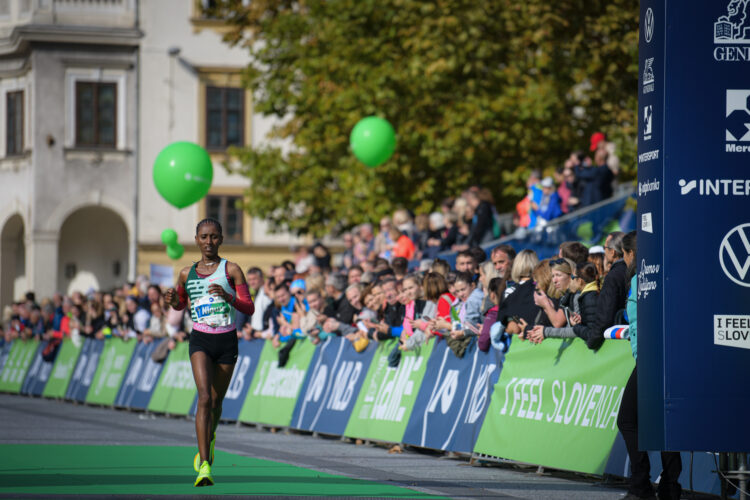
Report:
192,294,233,328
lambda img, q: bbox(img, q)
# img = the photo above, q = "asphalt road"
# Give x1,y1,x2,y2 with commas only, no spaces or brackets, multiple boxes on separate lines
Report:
0,393,634,499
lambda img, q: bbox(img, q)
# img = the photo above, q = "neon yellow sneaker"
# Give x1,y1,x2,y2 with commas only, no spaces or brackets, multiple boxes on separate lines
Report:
194,460,213,487
193,432,216,472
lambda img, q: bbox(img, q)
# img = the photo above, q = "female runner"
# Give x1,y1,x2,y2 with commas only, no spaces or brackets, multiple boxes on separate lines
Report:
164,218,255,487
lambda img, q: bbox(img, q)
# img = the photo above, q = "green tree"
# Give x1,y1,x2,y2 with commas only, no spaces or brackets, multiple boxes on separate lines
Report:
208,0,638,237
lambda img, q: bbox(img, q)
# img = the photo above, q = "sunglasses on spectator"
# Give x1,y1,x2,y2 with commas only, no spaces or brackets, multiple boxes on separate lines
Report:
550,258,567,265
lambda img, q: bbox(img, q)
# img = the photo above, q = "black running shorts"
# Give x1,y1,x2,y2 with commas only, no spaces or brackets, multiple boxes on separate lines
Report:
188,330,238,365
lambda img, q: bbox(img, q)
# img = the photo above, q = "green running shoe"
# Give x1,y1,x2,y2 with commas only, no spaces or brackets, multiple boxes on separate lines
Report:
193,432,216,472
194,460,214,487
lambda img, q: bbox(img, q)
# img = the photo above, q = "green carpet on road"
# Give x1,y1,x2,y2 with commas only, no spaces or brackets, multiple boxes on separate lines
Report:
0,444,443,498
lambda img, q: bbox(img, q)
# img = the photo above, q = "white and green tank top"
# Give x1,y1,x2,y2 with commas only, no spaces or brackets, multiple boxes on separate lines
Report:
185,259,236,333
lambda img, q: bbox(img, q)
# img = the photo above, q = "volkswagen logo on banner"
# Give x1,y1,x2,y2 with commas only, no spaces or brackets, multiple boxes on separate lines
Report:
645,7,655,43
719,223,750,287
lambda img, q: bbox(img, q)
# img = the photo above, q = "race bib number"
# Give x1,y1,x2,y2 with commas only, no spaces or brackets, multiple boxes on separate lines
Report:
192,294,233,328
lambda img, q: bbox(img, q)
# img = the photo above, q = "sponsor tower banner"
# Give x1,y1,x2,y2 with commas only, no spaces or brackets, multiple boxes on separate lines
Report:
344,338,434,443
237,339,316,426
85,338,137,406
290,337,377,435
402,339,503,453
639,0,750,451
0,340,40,393
42,340,83,399
473,338,633,475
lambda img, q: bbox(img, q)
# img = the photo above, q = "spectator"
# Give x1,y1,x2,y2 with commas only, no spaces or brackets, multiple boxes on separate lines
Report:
529,261,601,343
576,146,617,207
143,302,168,344
391,257,409,280
588,245,606,279
422,272,455,339
559,241,590,265
373,217,393,260
478,277,507,352
399,274,435,351
616,230,682,500
495,249,541,338
604,231,625,273
322,273,356,325
295,289,325,344
570,231,629,350
516,170,543,229
390,227,416,261
347,265,363,285
311,242,332,273
455,250,476,274
123,296,150,338
490,244,516,283
430,258,451,278
423,212,445,260
83,300,106,338
478,260,500,315
468,246,487,267
532,258,577,329
534,177,563,225
466,190,495,246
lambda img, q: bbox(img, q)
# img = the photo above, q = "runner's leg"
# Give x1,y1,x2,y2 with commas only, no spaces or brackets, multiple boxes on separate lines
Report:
190,351,214,463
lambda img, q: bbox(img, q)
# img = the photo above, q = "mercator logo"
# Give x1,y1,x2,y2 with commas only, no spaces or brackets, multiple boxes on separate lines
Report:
719,223,750,287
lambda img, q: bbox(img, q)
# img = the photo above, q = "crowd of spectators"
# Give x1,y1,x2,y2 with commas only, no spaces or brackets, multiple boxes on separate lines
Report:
1,224,631,373
1,132,625,365
516,132,620,230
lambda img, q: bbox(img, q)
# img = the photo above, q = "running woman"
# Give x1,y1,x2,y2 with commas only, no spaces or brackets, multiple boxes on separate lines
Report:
164,218,254,487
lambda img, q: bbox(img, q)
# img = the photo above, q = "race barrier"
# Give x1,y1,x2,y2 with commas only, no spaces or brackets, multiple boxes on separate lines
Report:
0,335,733,496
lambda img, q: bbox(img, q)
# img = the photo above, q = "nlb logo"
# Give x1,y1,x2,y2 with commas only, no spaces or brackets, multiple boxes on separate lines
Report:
719,223,750,287
713,1,750,61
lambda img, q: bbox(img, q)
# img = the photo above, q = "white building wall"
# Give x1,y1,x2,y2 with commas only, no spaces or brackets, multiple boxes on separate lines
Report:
138,0,301,247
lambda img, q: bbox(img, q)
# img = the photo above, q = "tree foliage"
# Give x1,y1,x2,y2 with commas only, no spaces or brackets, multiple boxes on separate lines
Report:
208,0,639,237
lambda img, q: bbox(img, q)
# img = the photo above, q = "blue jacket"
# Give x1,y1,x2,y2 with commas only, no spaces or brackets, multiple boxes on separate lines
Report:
537,192,563,223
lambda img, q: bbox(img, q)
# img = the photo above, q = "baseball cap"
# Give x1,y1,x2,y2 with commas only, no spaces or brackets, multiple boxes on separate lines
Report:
590,132,605,151
540,177,554,188
589,245,605,255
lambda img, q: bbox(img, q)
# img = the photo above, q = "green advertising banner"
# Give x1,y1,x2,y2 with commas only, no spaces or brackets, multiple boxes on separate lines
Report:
42,340,83,399
344,338,433,442
85,338,137,406
148,341,195,415
0,340,39,393
238,340,316,426
473,338,634,474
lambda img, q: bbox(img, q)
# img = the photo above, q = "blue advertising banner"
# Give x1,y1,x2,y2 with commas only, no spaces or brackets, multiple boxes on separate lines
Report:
0,341,12,374
402,339,502,453
115,341,155,408
124,342,164,410
65,339,105,402
20,342,53,396
188,339,266,420
638,0,750,451
290,337,377,435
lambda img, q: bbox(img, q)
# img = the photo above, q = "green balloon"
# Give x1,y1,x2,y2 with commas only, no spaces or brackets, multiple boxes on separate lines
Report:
153,141,213,209
350,116,396,167
166,243,184,260
160,228,178,246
